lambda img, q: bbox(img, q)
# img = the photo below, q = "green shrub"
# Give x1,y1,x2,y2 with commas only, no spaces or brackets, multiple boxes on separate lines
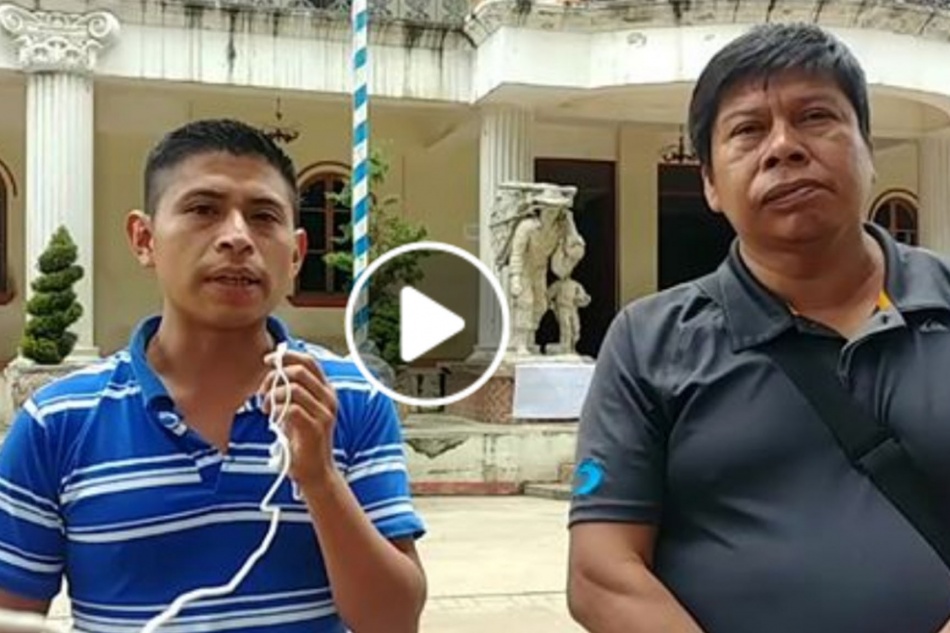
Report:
324,151,429,369
21,226,84,364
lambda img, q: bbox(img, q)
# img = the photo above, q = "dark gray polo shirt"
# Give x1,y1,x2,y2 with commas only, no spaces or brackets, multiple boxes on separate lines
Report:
570,223,950,633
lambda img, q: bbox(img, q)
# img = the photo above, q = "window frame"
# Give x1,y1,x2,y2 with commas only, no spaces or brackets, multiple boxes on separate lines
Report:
288,161,353,308
0,159,16,306
869,188,919,247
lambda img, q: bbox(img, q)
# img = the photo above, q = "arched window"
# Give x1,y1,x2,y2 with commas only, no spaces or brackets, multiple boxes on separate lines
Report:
870,190,918,246
290,162,353,307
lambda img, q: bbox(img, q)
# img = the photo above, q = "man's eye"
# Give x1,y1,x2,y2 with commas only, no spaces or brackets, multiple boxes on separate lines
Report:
188,204,216,215
253,210,281,223
802,108,833,122
731,123,761,137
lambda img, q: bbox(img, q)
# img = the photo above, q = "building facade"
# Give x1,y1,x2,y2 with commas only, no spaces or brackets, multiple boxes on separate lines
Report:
0,0,949,373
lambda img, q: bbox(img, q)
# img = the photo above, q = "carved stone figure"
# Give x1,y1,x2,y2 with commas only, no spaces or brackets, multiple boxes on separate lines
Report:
546,277,591,355
490,182,583,356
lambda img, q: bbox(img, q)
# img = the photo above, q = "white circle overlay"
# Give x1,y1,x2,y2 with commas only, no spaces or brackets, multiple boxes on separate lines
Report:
344,240,511,409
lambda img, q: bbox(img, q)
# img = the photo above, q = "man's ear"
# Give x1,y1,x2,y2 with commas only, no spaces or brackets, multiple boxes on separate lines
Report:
126,210,156,268
701,165,722,214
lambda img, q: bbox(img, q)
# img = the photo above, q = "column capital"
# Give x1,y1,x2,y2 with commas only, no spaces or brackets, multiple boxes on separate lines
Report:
0,4,119,74
480,102,534,116
920,128,950,142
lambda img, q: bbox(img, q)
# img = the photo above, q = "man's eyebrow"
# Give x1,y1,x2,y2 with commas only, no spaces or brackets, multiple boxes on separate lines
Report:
718,106,764,126
176,189,287,208
178,187,226,201
248,194,286,207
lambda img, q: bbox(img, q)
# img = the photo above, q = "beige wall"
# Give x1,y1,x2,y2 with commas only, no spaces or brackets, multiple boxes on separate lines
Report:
0,78,25,366
868,141,919,213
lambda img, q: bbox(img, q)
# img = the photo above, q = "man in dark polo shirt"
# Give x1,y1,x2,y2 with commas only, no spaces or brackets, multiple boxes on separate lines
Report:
566,22,950,633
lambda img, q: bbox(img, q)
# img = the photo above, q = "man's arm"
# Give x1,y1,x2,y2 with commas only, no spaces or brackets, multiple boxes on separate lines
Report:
0,590,51,633
0,403,66,633
299,472,426,633
261,350,426,633
567,305,702,632
568,523,704,633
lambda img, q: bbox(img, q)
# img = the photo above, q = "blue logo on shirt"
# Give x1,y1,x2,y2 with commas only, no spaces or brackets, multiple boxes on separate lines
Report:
573,458,604,496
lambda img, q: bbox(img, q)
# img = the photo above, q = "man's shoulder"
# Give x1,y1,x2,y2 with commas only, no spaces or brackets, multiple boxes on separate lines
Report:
23,351,136,415
620,275,722,336
899,241,950,278
294,341,378,395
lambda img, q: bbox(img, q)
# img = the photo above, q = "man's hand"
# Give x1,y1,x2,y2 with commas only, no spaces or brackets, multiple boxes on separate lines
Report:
259,349,339,491
258,348,426,633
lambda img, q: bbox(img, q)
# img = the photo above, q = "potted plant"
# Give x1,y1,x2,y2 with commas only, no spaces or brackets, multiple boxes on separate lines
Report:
5,225,87,414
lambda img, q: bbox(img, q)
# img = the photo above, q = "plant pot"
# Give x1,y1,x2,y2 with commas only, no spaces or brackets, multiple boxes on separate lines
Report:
4,358,92,417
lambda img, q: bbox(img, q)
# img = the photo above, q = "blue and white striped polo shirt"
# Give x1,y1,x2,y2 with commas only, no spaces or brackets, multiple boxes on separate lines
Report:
0,315,425,632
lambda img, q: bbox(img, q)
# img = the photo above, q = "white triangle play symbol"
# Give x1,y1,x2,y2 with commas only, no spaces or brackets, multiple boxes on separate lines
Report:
399,286,466,363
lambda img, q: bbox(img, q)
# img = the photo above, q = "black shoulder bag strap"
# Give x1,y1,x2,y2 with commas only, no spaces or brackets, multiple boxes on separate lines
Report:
696,275,950,570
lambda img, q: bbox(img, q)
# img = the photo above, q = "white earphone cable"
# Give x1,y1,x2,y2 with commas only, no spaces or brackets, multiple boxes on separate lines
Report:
139,341,294,632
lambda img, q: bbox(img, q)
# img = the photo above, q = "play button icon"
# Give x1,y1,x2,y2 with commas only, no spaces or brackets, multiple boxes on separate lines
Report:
344,241,509,409
399,287,465,363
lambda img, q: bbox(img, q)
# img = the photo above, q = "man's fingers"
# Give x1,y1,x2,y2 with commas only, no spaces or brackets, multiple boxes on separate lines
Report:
264,381,337,422
264,349,329,383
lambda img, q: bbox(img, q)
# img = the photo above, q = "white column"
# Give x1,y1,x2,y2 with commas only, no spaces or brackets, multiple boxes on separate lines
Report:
0,5,119,362
918,132,950,255
470,105,533,362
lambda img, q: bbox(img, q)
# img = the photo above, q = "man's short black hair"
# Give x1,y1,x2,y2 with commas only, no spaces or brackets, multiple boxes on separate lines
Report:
687,22,871,171
143,118,298,215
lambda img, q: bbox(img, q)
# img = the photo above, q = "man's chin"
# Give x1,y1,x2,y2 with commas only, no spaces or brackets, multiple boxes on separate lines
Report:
190,303,274,331
766,210,845,245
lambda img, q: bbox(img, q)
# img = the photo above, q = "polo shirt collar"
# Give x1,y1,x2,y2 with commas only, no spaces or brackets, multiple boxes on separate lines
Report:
128,314,300,412
714,222,950,352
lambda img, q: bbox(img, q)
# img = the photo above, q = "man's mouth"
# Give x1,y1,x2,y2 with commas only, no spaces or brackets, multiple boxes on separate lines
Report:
211,276,259,286
762,179,826,205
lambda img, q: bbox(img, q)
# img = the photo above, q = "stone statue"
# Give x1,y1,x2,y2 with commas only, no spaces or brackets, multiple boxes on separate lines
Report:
546,277,591,355
489,182,585,356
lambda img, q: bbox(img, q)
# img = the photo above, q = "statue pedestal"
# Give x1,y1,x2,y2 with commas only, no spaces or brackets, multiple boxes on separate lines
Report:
442,361,515,425
441,356,595,424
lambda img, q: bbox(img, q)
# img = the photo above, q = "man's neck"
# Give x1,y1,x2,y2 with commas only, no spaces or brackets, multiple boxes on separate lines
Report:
740,225,885,318
146,309,274,397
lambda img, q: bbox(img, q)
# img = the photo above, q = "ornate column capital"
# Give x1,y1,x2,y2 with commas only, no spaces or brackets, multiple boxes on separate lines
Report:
0,4,119,74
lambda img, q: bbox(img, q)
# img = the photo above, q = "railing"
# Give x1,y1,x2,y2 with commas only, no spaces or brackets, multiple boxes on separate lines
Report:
173,0,470,25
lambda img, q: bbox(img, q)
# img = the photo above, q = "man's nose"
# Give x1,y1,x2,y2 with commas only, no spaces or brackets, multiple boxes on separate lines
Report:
215,209,254,254
761,119,808,170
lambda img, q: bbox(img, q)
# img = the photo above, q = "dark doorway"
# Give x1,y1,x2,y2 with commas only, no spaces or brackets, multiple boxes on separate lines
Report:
534,158,617,358
657,163,735,289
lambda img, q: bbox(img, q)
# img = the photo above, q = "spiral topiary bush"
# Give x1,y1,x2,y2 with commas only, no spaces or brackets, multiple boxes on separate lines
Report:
20,226,84,364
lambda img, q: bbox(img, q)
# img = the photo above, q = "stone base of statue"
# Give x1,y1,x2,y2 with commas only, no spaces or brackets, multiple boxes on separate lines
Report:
441,360,515,425
441,352,595,424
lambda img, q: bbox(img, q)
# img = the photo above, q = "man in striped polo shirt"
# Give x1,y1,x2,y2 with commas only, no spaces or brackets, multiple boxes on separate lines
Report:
0,119,427,632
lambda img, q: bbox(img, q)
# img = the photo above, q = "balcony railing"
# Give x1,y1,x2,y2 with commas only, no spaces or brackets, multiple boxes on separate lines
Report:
168,0,950,32
175,0,470,25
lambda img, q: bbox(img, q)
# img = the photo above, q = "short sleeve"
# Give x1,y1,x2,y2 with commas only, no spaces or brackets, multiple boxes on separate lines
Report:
0,403,66,600
340,389,425,541
568,308,669,526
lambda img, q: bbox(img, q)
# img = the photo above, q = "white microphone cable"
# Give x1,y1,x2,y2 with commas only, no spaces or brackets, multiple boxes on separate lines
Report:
140,340,294,632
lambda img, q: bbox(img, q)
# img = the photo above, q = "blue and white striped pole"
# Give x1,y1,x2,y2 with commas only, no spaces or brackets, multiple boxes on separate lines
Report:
352,0,370,351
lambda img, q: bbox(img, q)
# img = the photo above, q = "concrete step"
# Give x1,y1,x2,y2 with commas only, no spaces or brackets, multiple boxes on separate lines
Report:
523,483,572,501
404,413,577,496
558,462,575,484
